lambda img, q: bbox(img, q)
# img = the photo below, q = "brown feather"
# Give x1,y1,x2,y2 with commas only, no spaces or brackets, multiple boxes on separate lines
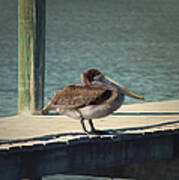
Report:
49,85,112,110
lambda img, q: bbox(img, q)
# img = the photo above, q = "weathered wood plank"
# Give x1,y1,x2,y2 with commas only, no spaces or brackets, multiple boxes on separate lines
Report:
0,101,179,179
0,100,179,150
18,0,45,114
0,132,178,179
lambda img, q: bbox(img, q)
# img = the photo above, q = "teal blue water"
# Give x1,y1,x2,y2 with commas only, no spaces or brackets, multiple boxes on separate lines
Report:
0,0,179,118
0,0,179,179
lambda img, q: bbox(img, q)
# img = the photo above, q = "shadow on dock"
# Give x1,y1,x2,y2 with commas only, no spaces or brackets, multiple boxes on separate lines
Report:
1,119,179,145
113,112,179,116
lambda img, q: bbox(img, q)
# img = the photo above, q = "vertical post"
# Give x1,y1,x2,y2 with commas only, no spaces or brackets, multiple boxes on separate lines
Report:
18,0,45,114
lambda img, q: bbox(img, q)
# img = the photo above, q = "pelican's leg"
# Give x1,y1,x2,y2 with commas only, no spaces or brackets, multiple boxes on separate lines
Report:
80,117,89,134
88,119,109,135
88,119,96,132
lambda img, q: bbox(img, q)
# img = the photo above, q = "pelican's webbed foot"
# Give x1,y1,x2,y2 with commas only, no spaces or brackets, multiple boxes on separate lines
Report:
88,119,109,134
80,118,108,135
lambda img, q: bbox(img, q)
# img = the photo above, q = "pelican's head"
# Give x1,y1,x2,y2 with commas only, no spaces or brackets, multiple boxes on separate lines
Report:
81,69,104,85
82,69,145,101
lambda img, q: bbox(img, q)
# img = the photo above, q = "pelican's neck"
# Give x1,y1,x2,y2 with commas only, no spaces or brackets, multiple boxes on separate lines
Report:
92,77,121,92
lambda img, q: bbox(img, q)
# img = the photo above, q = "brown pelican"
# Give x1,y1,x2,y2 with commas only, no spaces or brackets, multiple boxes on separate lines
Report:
42,69,145,134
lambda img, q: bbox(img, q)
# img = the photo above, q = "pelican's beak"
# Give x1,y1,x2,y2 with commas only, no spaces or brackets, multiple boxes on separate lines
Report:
103,76,145,101
119,86,145,101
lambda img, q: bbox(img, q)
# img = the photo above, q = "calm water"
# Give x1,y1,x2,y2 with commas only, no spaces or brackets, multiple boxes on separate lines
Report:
0,0,179,179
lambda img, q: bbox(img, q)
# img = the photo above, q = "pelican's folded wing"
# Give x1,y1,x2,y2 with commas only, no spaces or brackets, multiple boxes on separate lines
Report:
50,85,112,109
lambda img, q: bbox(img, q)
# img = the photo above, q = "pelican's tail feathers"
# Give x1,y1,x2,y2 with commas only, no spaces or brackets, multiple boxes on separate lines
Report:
41,101,52,115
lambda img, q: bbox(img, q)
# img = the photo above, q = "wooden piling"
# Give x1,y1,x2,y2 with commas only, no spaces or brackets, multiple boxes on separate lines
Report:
18,0,45,114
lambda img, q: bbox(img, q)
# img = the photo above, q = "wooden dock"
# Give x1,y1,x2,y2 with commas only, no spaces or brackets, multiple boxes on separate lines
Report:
0,100,179,180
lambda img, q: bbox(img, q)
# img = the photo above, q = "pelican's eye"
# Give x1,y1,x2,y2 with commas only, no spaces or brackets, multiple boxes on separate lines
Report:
94,71,100,76
93,71,102,80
